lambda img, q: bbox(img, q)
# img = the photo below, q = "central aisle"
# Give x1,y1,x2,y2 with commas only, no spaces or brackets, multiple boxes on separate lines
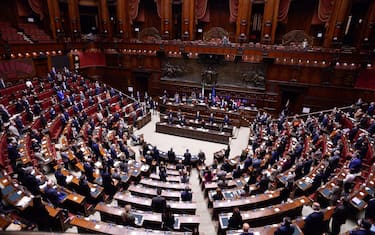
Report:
133,112,251,234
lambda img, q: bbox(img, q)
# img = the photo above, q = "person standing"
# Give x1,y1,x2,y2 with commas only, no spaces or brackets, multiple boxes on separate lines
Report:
331,197,348,235
151,188,167,213
228,207,243,230
121,204,135,226
183,149,191,166
303,202,324,235
274,217,295,235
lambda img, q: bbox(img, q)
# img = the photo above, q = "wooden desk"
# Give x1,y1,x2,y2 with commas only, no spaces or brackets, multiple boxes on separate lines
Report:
128,184,181,201
160,114,234,135
295,161,328,193
157,150,199,163
44,204,67,231
95,202,200,232
159,102,242,127
156,122,231,144
70,216,192,235
226,224,303,235
140,178,190,191
218,196,310,230
136,112,152,129
0,177,32,211
227,206,334,235
212,189,282,217
59,168,104,200
149,173,181,183
317,167,349,204
203,178,247,197
349,171,375,211
0,214,11,230
114,192,197,214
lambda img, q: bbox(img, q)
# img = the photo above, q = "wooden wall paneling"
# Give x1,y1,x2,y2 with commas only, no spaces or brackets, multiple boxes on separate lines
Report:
281,0,316,38
68,0,80,40
160,0,172,39
204,0,235,40
99,0,112,38
357,0,375,48
236,0,252,42
323,0,352,47
47,0,62,39
33,57,49,78
0,0,17,24
117,0,131,40
181,0,195,40
261,0,279,44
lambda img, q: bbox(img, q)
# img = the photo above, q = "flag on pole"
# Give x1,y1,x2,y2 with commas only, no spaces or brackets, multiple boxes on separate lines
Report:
211,85,216,103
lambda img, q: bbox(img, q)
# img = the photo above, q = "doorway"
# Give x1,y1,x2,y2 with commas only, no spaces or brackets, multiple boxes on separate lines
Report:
279,85,307,116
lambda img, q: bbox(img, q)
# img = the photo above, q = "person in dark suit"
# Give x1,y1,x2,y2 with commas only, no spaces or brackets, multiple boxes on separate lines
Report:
303,157,314,175
349,219,372,235
181,186,192,201
45,183,60,206
310,170,323,192
223,115,230,125
274,217,295,235
331,197,348,235
28,195,50,231
240,223,254,235
198,150,206,165
213,187,224,201
167,148,176,163
303,202,324,235
176,160,185,171
159,165,168,182
153,146,160,163
183,149,191,165
162,205,175,230
24,172,42,195
195,111,202,121
221,159,232,173
55,167,67,187
83,161,95,182
78,175,91,199
365,197,375,221
151,188,167,213
228,207,243,230
101,168,117,197
121,204,135,226
224,145,231,159
244,156,252,170
208,113,215,124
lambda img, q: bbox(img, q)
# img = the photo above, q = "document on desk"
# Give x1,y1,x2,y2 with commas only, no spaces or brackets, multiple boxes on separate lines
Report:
352,197,363,206
16,196,31,207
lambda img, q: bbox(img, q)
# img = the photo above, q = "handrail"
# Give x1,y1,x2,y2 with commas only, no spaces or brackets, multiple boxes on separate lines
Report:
271,105,354,122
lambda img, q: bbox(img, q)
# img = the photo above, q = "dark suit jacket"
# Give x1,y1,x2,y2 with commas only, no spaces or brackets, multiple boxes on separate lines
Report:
181,190,192,201
151,195,167,213
274,224,295,235
332,204,348,225
303,211,324,235
349,229,372,235
55,171,67,186
45,187,60,205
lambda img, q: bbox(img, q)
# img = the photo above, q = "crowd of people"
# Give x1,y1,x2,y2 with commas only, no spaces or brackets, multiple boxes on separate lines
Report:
199,99,375,234
1,67,375,234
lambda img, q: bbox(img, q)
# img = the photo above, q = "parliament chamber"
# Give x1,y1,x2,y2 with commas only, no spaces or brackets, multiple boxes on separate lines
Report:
0,0,375,235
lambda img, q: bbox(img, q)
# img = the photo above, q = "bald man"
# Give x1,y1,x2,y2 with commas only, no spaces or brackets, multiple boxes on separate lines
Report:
240,223,254,235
